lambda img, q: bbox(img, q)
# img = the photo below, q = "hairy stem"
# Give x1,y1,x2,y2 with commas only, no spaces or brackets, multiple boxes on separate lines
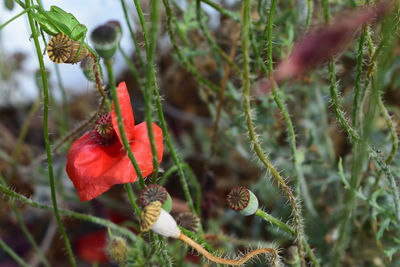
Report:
25,1,76,265
241,0,306,265
179,233,278,266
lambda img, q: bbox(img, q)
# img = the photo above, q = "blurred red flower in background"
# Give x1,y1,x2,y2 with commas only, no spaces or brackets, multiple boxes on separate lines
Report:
76,230,108,264
66,82,164,201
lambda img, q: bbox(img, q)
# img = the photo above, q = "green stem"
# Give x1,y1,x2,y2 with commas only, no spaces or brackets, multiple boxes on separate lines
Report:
0,6,32,31
304,0,313,32
377,96,398,165
255,209,320,266
0,184,138,242
119,44,143,89
25,1,76,265
266,1,315,215
132,0,149,53
145,0,160,182
0,237,29,267
241,0,306,265
200,0,240,22
255,209,295,236
195,0,241,75
162,0,220,93
105,59,145,188
352,27,367,129
0,175,50,267
120,0,145,70
124,184,141,215
153,84,197,216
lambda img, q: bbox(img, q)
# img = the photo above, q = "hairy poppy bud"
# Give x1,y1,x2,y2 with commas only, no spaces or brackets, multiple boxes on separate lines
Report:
140,201,181,238
80,56,96,82
140,184,172,212
107,236,127,264
91,20,122,60
227,186,259,216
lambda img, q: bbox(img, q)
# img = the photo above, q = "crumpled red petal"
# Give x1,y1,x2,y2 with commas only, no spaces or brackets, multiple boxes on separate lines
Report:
112,81,135,144
66,123,164,202
66,81,164,202
66,132,130,201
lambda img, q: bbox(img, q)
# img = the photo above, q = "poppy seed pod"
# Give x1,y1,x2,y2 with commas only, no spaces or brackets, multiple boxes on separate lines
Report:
140,201,181,238
47,33,89,64
90,20,122,60
140,184,172,212
107,236,127,264
176,212,200,233
227,186,259,216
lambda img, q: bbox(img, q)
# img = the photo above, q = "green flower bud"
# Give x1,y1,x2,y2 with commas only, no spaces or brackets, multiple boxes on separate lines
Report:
107,236,127,264
90,20,122,60
80,56,96,82
227,186,259,216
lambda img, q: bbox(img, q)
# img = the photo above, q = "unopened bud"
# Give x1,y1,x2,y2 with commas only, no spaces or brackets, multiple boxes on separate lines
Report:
107,236,127,264
91,20,122,60
80,56,96,82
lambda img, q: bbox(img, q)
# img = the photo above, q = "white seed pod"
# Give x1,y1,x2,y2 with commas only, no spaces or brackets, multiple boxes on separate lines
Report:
140,201,181,238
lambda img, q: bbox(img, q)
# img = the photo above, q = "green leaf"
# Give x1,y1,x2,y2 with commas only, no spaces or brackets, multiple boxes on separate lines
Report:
376,218,391,240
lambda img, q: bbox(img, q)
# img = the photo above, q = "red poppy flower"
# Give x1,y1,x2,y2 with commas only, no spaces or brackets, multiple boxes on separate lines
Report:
76,230,108,263
66,82,163,201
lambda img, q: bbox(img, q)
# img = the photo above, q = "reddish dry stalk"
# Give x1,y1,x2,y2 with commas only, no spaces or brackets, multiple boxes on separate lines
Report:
43,55,106,158
210,32,240,156
179,233,278,266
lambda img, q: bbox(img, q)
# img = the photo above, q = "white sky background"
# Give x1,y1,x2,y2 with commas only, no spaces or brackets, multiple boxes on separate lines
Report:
0,0,221,107
0,0,136,106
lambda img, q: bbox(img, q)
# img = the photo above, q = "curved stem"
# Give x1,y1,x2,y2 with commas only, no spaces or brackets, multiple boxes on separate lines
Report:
0,175,50,267
0,184,138,242
105,59,145,188
256,209,320,266
25,1,76,265
179,233,278,266
246,0,307,264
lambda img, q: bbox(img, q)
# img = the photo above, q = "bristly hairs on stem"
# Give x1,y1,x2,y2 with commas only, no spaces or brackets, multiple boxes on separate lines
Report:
24,1,76,265
241,0,309,265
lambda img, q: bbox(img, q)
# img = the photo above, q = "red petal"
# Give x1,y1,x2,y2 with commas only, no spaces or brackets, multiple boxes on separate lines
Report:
66,132,136,201
76,230,108,263
111,81,135,144
129,122,164,175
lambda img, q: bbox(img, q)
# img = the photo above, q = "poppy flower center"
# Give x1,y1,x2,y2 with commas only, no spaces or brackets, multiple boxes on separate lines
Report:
92,113,116,145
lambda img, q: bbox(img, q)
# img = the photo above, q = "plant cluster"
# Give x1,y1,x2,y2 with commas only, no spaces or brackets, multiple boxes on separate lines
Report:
0,0,400,266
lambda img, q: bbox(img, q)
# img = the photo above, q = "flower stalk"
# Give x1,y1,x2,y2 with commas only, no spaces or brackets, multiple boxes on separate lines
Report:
24,1,76,265
140,202,279,266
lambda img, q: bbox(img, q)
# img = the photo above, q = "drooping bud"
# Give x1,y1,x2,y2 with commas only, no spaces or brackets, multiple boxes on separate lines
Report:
90,20,122,60
140,184,172,212
80,56,96,82
140,201,181,238
227,186,258,216
175,212,200,233
92,113,116,145
107,236,127,264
